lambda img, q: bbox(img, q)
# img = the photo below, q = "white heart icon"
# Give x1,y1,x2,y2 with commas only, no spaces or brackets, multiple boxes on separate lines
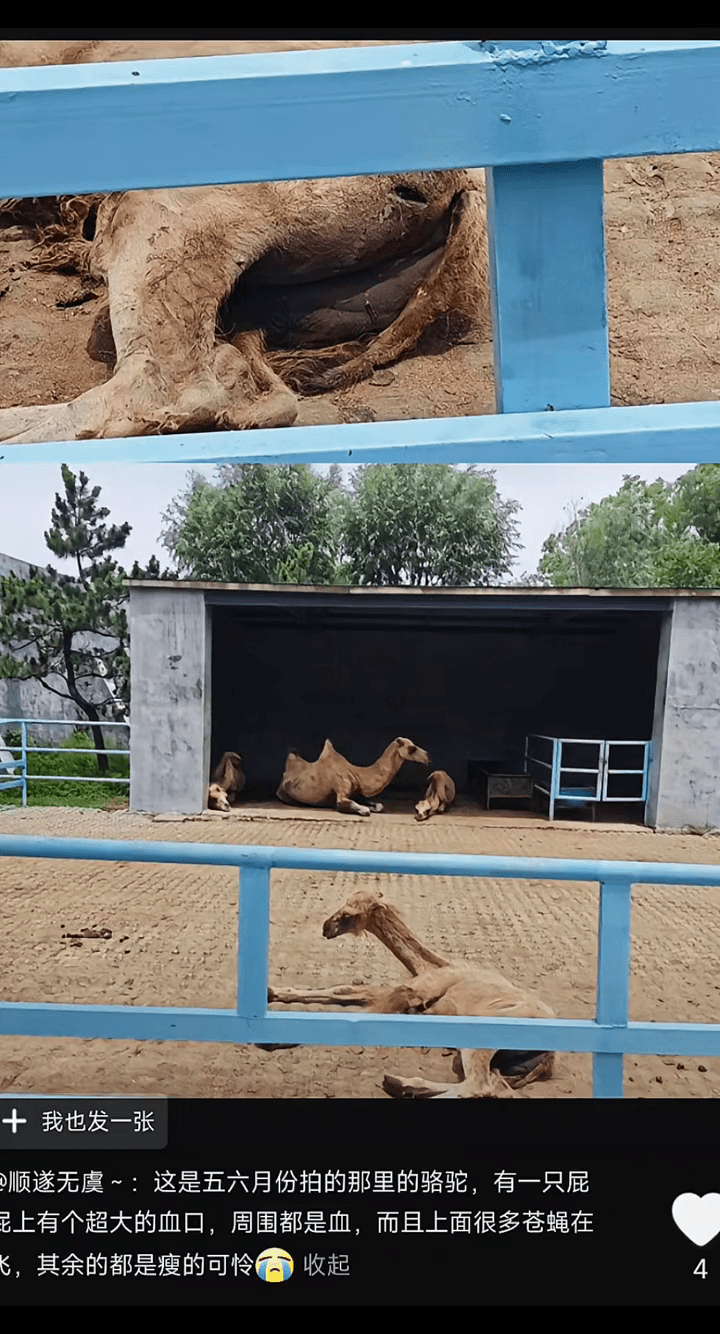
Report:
672,1193,720,1248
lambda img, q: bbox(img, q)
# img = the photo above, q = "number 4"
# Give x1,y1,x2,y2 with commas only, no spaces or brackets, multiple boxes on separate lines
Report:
694,1260,708,1279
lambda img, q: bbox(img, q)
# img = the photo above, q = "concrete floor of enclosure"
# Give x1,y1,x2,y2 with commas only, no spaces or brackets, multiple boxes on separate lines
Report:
0,804,719,1099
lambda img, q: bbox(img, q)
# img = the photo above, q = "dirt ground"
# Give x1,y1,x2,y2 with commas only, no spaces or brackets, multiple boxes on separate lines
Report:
0,802,719,1099
2,38,720,424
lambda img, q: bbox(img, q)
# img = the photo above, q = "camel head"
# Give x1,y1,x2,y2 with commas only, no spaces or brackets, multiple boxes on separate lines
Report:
208,783,231,813
323,889,386,939
393,737,431,766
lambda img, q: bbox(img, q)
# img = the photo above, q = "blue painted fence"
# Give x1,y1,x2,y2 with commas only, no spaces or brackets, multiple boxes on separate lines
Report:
0,719,130,807
525,736,651,822
0,834,719,1099
1,39,719,1094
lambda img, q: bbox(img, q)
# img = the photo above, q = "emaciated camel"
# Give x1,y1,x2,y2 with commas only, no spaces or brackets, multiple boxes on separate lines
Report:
207,750,245,812
0,168,489,444
276,736,430,817
268,888,556,1098
415,769,456,822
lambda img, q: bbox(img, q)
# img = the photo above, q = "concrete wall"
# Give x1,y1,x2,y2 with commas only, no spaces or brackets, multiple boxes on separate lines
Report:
647,600,720,829
211,609,662,800
129,588,211,813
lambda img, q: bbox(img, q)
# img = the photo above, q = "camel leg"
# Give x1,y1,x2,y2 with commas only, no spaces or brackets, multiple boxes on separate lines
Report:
335,793,373,817
492,1049,556,1087
383,1050,521,1100
257,982,392,1052
0,190,300,444
268,983,387,1006
450,1048,554,1086
299,189,489,394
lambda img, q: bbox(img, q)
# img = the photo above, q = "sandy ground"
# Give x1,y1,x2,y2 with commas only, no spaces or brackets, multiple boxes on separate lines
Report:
2,39,720,424
0,802,719,1099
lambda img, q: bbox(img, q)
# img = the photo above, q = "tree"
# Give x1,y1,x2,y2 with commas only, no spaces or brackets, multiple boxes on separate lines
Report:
537,471,720,588
159,463,349,584
671,464,720,545
0,466,145,771
342,464,521,586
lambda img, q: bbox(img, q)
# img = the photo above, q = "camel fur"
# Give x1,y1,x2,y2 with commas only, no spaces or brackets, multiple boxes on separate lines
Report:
0,169,489,445
276,736,430,817
268,888,556,1098
207,750,245,812
415,769,456,822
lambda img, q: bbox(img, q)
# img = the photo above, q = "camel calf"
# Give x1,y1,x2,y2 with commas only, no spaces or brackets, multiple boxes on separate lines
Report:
415,770,456,822
207,751,245,812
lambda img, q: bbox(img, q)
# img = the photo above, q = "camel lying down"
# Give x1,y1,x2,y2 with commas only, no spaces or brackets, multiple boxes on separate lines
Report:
207,751,245,812
266,889,556,1099
276,736,431,817
415,769,456,821
0,169,490,445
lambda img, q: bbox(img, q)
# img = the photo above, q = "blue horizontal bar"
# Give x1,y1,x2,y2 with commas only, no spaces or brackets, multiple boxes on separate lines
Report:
2,835,720,887
0,718,128,726
0,999,717,1057
2,42,720,197
22,748,129,755
5,400,720,469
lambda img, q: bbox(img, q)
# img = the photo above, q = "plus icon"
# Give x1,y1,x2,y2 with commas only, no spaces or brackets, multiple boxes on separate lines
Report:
2,1109,27,1134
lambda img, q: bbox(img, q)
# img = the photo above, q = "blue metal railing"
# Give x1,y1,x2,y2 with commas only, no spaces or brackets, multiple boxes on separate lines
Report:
0,719,129,806
0,834,719,1098
525,736,652,822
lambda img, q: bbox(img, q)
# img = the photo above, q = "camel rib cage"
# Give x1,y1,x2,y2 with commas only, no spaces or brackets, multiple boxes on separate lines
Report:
2,39,720,1095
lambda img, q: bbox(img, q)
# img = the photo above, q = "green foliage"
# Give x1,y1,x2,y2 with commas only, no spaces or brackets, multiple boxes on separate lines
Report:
343,464,520,586
161,463,520,588
161,464,347,584
538,470,720,589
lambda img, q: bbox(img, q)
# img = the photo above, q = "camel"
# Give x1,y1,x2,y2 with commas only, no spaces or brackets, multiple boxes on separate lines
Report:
415,769,456,822
276,736,430,817
268,888,556,1098
0,167,489,445
207,750,245,812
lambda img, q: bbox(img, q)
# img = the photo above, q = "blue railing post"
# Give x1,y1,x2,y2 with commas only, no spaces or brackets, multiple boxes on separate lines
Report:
549,738,560,822
485,159,610,415
237,863,271,1017
21,720,27,808
593,877,633,1097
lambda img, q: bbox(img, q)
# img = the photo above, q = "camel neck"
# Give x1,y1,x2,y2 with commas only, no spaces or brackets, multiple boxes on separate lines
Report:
367,904,449,976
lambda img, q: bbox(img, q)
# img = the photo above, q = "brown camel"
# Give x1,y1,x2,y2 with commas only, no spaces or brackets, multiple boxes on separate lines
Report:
415,769,456,822
207,751,245,812
268,888,556,1098
0,167,489,445
276,736,430,817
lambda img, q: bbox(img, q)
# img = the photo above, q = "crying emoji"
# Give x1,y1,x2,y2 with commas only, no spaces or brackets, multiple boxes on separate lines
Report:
255,1248,294,1282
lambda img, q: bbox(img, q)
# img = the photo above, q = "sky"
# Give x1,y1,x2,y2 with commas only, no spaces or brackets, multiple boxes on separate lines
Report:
0,460,693,582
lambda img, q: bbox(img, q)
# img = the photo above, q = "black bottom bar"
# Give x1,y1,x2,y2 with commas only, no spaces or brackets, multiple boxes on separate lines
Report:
0,1099,715,1308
